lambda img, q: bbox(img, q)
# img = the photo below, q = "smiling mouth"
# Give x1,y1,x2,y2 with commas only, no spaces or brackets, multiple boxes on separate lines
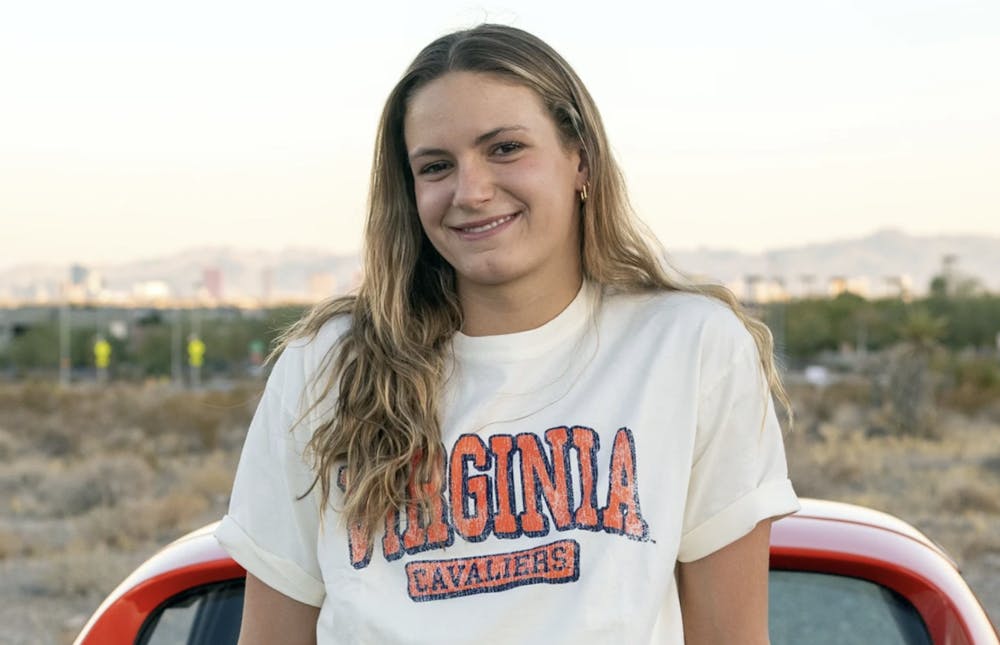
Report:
456,213,518,234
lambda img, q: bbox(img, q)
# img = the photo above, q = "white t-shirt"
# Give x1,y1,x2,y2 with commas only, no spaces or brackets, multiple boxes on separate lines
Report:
215,282,799,644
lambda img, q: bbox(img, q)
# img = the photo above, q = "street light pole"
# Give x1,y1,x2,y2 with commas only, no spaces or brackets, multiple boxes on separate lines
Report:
171,305,182,387
59,297,70,386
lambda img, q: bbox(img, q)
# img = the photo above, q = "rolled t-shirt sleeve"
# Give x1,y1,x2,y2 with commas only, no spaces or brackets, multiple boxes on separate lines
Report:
677,328,799,563
214,344,326,607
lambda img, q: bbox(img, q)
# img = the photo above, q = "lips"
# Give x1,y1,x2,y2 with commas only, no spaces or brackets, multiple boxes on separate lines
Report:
459,214,514,233
450,212,520,238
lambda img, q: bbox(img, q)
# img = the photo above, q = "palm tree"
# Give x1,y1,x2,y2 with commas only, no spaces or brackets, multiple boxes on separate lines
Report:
886,309,946,437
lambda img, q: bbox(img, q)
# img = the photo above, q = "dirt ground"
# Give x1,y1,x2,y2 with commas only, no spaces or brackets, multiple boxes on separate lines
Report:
0,379,997,644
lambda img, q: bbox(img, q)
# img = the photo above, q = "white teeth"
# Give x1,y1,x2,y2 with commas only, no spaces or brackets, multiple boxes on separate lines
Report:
462,214,514,234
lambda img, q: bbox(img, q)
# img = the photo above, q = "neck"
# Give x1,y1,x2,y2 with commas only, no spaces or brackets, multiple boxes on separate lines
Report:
458,272,584,337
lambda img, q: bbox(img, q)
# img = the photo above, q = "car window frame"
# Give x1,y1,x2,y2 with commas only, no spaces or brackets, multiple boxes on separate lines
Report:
135,578,245,645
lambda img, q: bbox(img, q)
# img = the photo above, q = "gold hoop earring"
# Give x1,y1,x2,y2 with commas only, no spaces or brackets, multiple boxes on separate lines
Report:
580,183,589,203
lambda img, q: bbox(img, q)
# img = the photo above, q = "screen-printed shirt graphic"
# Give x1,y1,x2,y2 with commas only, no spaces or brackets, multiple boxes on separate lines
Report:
216,283,800,644
339,425,647,601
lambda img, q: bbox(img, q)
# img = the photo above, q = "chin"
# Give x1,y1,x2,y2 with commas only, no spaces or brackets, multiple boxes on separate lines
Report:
454,258,527,290
461,270,523,289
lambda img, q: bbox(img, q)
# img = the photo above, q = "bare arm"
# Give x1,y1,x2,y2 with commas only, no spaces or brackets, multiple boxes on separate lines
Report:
677,519,773,645
238,573,320,645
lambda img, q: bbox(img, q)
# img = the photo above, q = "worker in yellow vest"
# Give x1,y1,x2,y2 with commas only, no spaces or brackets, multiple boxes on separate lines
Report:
187,335,205,388
94,336,111,383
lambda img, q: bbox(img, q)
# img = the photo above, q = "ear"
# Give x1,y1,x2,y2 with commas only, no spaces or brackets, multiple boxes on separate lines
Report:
575,146,590,190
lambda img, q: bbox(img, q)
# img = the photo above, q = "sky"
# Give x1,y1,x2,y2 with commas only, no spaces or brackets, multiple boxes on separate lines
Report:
1,0,998,269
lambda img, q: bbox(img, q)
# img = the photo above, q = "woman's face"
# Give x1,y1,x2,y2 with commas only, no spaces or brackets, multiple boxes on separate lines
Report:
404,71,588,298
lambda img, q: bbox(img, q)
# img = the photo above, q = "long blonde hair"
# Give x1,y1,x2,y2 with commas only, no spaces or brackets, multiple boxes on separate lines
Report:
278,24,790,536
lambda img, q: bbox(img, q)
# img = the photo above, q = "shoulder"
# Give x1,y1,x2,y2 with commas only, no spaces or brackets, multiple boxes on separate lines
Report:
599,287,762,386
267,314,352,412
282,315,352,369
602,288,755,350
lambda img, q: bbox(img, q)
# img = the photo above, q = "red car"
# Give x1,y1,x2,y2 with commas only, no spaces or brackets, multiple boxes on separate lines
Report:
74,499,998,645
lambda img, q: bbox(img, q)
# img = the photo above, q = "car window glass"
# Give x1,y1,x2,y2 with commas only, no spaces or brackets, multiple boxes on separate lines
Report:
136,572,933,644
136,579,244,645
770,570,932,645
142,597,200,645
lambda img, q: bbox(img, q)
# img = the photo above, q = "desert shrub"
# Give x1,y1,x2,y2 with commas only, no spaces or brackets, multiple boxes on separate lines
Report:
0,385,22,410
0,380,258,455
97,426,147,454
14,380,60,414
941,357,1000,414
153,490,211,531
981,454,1000,477
41,545,141,598
143,393,223,449
784,428,871,499
32,418,82,458
105,491,211,549
822,455,866,488
0,428,16,460
962,534,1000,560
0,528,27,560
50,383,142,440
131,385,258,453
0,382,121,456
0,461,45,505
80,504,148,549
186,451,239,500
939,484,1000,515
822,380,872,407
35,455,154,518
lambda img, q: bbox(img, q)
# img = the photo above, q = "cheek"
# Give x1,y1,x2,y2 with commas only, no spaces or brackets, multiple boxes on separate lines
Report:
413,183,448,230
523,159,578,223
517,155,574,199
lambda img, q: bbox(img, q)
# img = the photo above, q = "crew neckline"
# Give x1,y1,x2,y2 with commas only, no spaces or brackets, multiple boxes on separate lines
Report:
451,281,596,363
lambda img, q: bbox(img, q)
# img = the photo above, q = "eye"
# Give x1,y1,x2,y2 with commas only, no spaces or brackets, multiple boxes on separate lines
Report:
491,141,523,156
418,160,451,175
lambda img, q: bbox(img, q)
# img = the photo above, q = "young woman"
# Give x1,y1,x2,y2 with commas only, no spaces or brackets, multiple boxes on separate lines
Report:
216,23,799,645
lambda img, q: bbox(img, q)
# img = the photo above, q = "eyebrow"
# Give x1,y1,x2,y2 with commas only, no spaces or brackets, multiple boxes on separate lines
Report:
408,125,527,161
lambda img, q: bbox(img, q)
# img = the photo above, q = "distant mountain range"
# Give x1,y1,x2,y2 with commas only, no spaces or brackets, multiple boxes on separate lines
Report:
667,229,1000,295
2,229,997,302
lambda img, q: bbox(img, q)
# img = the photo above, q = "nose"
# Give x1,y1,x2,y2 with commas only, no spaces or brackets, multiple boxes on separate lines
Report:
451,159,494,210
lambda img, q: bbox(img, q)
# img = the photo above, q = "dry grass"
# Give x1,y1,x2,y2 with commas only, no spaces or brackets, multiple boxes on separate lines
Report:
783,383,1000,630
0,380,256,644
0,377,997,644
0,527,27,560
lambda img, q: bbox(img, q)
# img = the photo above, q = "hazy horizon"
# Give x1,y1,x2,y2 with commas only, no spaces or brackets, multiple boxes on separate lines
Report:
4,225,1000,273
4,1,999,269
